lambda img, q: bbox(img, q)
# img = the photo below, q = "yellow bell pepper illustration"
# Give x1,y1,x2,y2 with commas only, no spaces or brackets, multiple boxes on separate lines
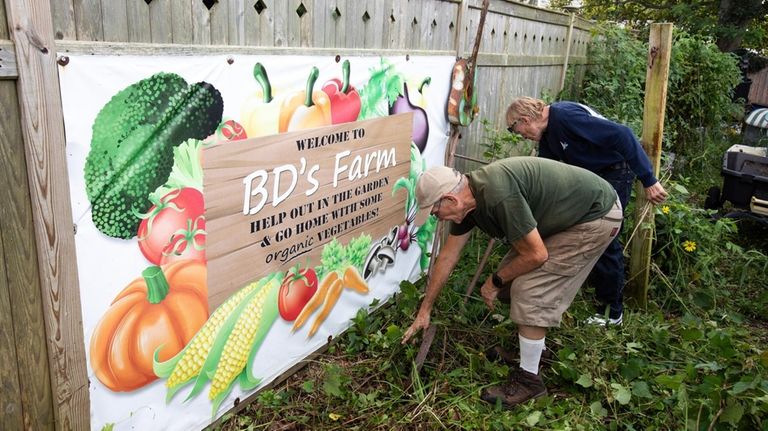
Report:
279,67,332,132
240,63,280,138
405,77,431,109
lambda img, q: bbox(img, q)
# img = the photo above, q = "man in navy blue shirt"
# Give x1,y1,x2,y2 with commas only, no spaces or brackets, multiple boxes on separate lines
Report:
505,97,667,325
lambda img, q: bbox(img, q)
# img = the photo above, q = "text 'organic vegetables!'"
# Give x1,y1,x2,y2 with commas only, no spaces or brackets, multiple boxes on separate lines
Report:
90,261,208,392
85,73,223,239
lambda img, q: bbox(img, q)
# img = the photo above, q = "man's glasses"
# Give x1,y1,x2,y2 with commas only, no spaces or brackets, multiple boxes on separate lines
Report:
432,198,443,216
507,118,521,134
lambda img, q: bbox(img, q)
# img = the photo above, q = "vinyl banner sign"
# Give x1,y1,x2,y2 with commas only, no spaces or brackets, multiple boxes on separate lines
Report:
204,115,411,306
58,54,453,430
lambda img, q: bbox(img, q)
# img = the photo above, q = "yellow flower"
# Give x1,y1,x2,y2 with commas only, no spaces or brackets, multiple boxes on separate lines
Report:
329,413,341,421
683,240,697,252
661,205,670,214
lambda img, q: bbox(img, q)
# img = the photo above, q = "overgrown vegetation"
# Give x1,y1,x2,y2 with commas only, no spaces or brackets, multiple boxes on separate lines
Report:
219,222,768,430
220,24,768,431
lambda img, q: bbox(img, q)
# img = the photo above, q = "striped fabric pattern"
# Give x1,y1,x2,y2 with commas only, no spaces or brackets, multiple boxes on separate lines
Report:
746,108,768,129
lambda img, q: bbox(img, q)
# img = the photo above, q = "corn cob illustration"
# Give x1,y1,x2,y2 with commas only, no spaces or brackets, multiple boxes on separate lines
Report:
191,274,282,416
153,274,276,402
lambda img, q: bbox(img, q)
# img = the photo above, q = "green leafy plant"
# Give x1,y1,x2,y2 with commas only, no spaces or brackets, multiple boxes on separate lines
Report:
478,119,532,161
358,58,404,120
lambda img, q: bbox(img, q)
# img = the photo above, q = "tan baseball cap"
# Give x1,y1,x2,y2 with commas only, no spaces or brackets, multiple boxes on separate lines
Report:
416,166,462,209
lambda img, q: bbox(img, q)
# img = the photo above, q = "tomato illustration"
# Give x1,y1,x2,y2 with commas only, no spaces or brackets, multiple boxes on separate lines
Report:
219,119,247,141
159,215,206,264
278,266,318,321
137,188,205,265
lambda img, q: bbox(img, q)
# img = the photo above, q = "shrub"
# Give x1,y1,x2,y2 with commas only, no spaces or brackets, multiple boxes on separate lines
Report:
565,26,742,175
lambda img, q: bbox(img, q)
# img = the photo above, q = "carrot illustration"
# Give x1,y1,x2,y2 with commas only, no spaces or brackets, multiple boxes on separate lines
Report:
308,278,344,337
292,271,337,332
343,266,369,294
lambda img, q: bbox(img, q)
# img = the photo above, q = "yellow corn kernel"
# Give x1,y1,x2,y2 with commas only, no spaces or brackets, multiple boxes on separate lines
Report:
208,285,271,400
166,281,263,388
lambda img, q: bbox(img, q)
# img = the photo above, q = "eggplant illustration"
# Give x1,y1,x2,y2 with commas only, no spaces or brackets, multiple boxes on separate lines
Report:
389,82,430,152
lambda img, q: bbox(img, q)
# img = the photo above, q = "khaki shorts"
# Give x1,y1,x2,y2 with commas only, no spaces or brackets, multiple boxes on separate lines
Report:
498,199,623,328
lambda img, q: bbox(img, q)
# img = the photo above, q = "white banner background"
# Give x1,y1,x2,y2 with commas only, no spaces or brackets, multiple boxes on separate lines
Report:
58,54,453,430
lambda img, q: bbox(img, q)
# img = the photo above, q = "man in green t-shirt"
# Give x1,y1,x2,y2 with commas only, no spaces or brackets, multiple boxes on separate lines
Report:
401,157,623,408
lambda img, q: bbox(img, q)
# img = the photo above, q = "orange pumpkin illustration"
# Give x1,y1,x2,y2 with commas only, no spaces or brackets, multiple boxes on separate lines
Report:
90,261,209,392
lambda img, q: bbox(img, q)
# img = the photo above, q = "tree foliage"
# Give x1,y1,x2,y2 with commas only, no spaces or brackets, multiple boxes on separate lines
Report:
562,25,741,166
550,0,768,53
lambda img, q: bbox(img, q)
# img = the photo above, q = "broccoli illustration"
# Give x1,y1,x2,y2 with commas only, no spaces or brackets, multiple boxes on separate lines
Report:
84,72,223,239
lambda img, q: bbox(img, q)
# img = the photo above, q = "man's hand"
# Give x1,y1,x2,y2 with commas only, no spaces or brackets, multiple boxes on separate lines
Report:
644,182,668,205
480,277,499,310
402,311,431,344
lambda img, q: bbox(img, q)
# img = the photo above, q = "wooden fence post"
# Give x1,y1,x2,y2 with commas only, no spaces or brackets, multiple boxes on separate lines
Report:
558,13,575,93
626,23,673,307
4,0,90,429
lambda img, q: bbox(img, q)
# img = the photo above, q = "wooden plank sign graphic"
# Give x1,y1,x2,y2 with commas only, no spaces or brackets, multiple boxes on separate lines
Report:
203,113,413,307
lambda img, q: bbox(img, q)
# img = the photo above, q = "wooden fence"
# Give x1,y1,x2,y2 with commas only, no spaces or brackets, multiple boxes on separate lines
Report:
749,66,768,108
0,0,592,429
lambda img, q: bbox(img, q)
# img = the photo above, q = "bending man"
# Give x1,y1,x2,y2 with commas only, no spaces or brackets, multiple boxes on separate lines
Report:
401,157,622,408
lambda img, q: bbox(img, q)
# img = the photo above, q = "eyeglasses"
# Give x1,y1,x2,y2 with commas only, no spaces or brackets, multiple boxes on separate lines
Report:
507,118,522,133
432,198,443,216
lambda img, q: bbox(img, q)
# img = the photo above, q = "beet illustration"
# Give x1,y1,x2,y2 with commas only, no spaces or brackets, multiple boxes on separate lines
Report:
389,82,429,152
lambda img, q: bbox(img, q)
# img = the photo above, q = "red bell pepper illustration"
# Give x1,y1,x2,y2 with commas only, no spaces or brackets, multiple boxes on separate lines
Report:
279,67,332,132
240,63,280,138
321,60,361,125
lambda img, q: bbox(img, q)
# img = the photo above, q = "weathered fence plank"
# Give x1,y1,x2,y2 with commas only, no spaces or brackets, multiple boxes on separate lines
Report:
0,33,15,431
149,0,173,43
51,0,76,40
749,68,768,107
0,210,23,431
286,0,304,47
368,0,385,49
228,0,246,46
209,0,228,44
191,0,211,45
260,0,278,47
74,0,104,41
101,0,128,42
273,0,288,47
4,0,89,429
171,0,194,44
0,79,56,431
126,0,151,43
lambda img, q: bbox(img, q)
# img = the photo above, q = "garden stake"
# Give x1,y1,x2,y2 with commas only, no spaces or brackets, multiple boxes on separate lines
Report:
414,324,437,372
464,238,495,303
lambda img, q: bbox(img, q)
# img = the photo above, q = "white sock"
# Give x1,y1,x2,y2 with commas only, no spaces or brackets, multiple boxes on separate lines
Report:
519,334,545,375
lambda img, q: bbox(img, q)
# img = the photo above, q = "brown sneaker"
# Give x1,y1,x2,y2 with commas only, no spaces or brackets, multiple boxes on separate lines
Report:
480,369,548,409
